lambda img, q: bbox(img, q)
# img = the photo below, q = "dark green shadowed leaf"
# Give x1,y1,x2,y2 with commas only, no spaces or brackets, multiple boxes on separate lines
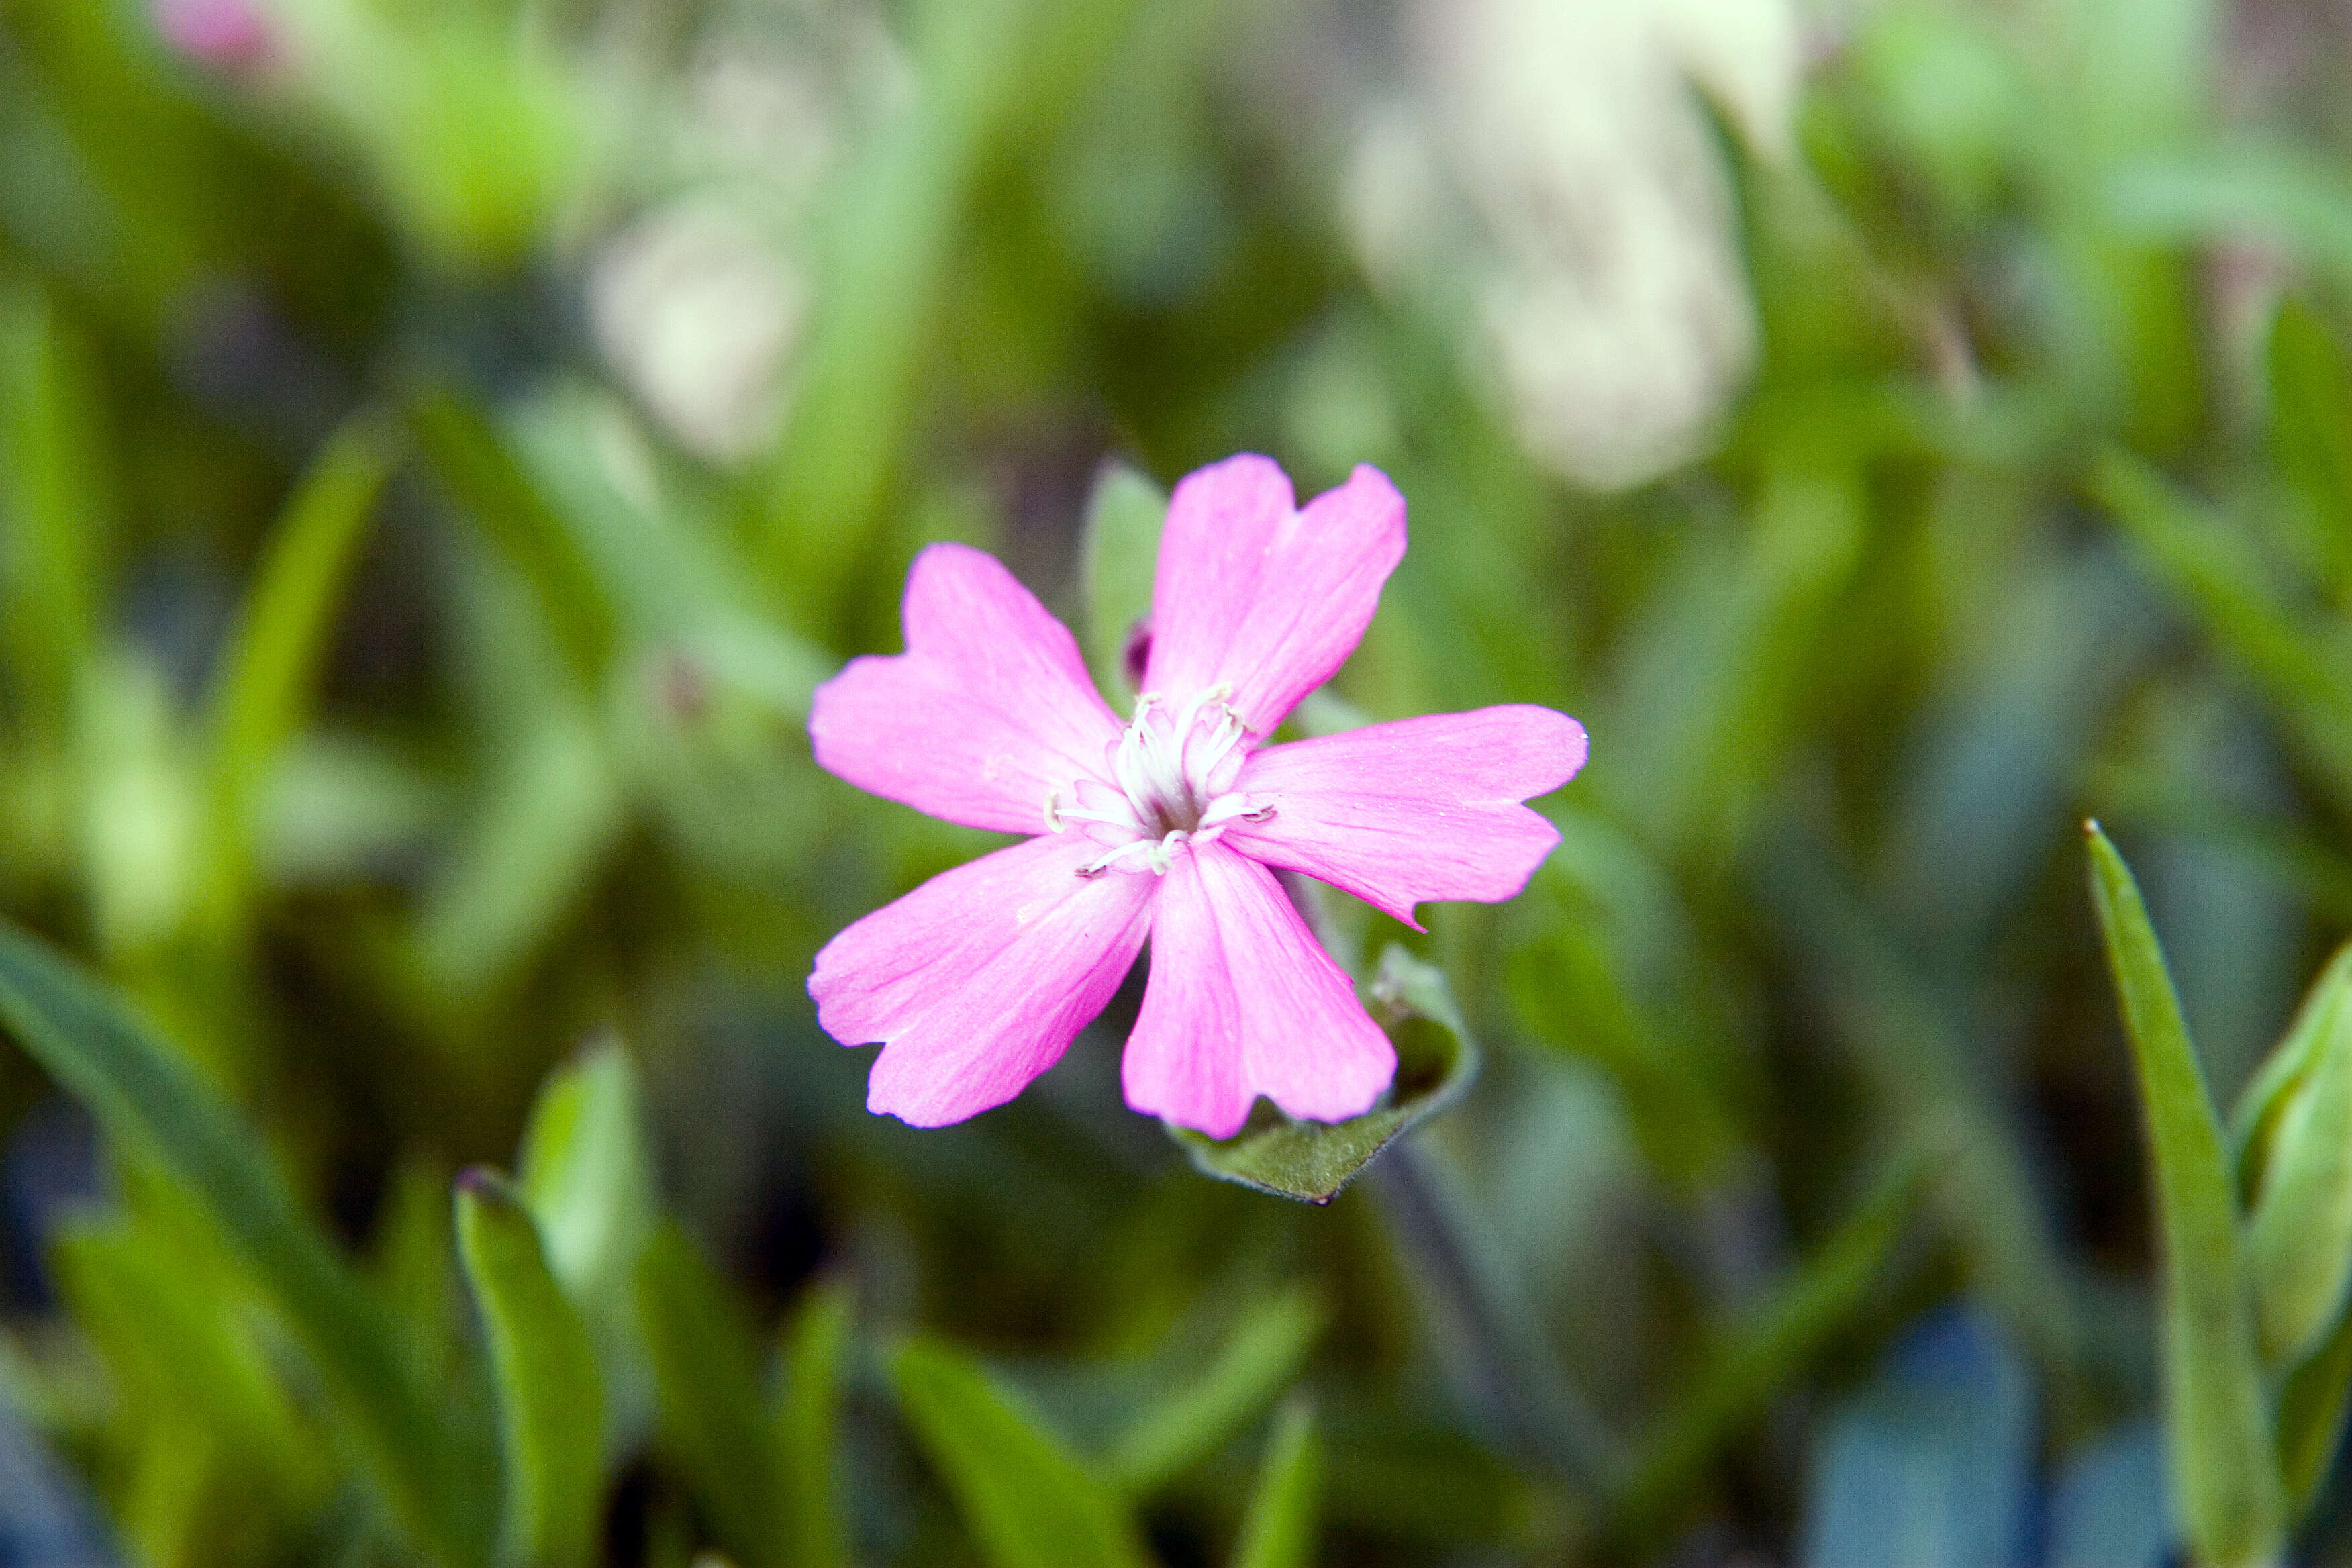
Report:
1173,947,1479,1204
409,386,617,687
1077,462,1167,707
203,415,395,916
889,1336,1150,1568
0,922,489,1566
2084,824,2285,1568
455,1169,605,1568
636,1224,777,1565
775,1280,854,1568
1232,1399,1319,1568
1104,1288,1324,1496
1611,1147,1934,1543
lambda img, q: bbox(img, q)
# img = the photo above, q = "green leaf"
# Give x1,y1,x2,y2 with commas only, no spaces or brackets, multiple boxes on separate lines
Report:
456,1169,606,1568
2091,447,2352,799
1173,947,1480,1204
2277,1279,2352,1515
0,281,109,728
889,1336,1150,1568
1610,1150,1932,1541
2266,299,2352,589
2228,942,2352,1197
636,1224,777,1565
203,416,395,916
1104,1288,1324,1496
409,386,616,687
2084,823,2285,1568
518,1038,657,1326
2248,963,2352,1364
1077,462,1166,707
775,1281,854,1568
1231,1399,1319,1568
0,921,489,1566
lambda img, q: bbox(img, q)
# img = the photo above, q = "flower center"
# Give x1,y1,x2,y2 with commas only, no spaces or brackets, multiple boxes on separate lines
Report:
1046,685,1271,875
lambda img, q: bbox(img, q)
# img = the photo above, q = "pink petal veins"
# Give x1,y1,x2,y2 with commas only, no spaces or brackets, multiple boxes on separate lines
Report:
812,832,1157,1128
1220,705,1587,929
810,542,1126,836
1122,842,1395,1139
1142,457,1406,736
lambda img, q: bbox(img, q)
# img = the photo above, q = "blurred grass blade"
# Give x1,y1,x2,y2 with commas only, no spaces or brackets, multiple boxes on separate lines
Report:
1369,1138,1622,1496
2084,823,2285,1567
2247,963,2352,1363
636,1224,777,1565
1173,947,1479,1204
775,1280,854,1568
889,1336,1150,1568
0,921,487,1566
759,0,1142,630
2091,448,2352,798
203,416,395,913
1231,1399,1319,1568
1104,1288,1324,1496
0,281,108,727
1612,1148,1932,1541
410,387,615,686
518,1038,656,1325
456,1169,605,1568
1077,462,1166,707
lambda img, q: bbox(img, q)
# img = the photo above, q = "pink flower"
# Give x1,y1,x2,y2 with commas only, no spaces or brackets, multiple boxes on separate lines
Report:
152,0,275,70
807,455,1587,1138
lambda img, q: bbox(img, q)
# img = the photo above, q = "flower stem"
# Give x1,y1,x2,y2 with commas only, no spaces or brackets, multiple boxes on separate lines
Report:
1368,1137,1626,1498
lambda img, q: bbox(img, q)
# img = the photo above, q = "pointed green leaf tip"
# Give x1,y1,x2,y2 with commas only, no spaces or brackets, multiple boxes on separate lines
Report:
456,1169,606,1568
1171,946,1481,1204
2084,822,2285,1567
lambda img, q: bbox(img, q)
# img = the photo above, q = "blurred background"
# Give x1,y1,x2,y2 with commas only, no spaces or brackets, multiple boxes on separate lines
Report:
4,0,2352,1562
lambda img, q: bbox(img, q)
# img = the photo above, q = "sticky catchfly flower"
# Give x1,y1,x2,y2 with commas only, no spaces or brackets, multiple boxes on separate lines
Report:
807,454,1587,1138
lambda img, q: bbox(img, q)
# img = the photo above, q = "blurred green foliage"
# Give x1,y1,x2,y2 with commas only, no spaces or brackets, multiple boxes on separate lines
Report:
9,0,2352,1563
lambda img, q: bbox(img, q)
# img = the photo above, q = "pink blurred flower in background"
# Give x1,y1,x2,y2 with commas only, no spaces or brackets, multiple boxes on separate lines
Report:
152,0,274,71
807,454,1586,1138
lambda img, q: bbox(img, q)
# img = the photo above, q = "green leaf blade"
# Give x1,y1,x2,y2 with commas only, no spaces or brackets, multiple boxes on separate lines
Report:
0,922,488,1566
775,1281,855,1568
456,1169,606,1568
889,1336,1149,1568
1232,1399,1320,1568
1104,1288,1324,1496
205,415,394,910
2084,823,2286,1567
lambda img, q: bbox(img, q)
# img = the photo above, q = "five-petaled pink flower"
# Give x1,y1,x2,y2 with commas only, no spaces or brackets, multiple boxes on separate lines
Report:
807,455,1587,1138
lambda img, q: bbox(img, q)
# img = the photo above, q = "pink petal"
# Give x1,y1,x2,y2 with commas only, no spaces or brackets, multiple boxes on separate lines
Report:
1220,705,1587,928
1141,457,1406,735
812,832,1157,1127
1122,842,1395,1138
810,543,1125,836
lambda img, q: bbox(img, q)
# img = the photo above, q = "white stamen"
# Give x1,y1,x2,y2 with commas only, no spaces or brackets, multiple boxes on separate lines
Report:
1051,683,1259,875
